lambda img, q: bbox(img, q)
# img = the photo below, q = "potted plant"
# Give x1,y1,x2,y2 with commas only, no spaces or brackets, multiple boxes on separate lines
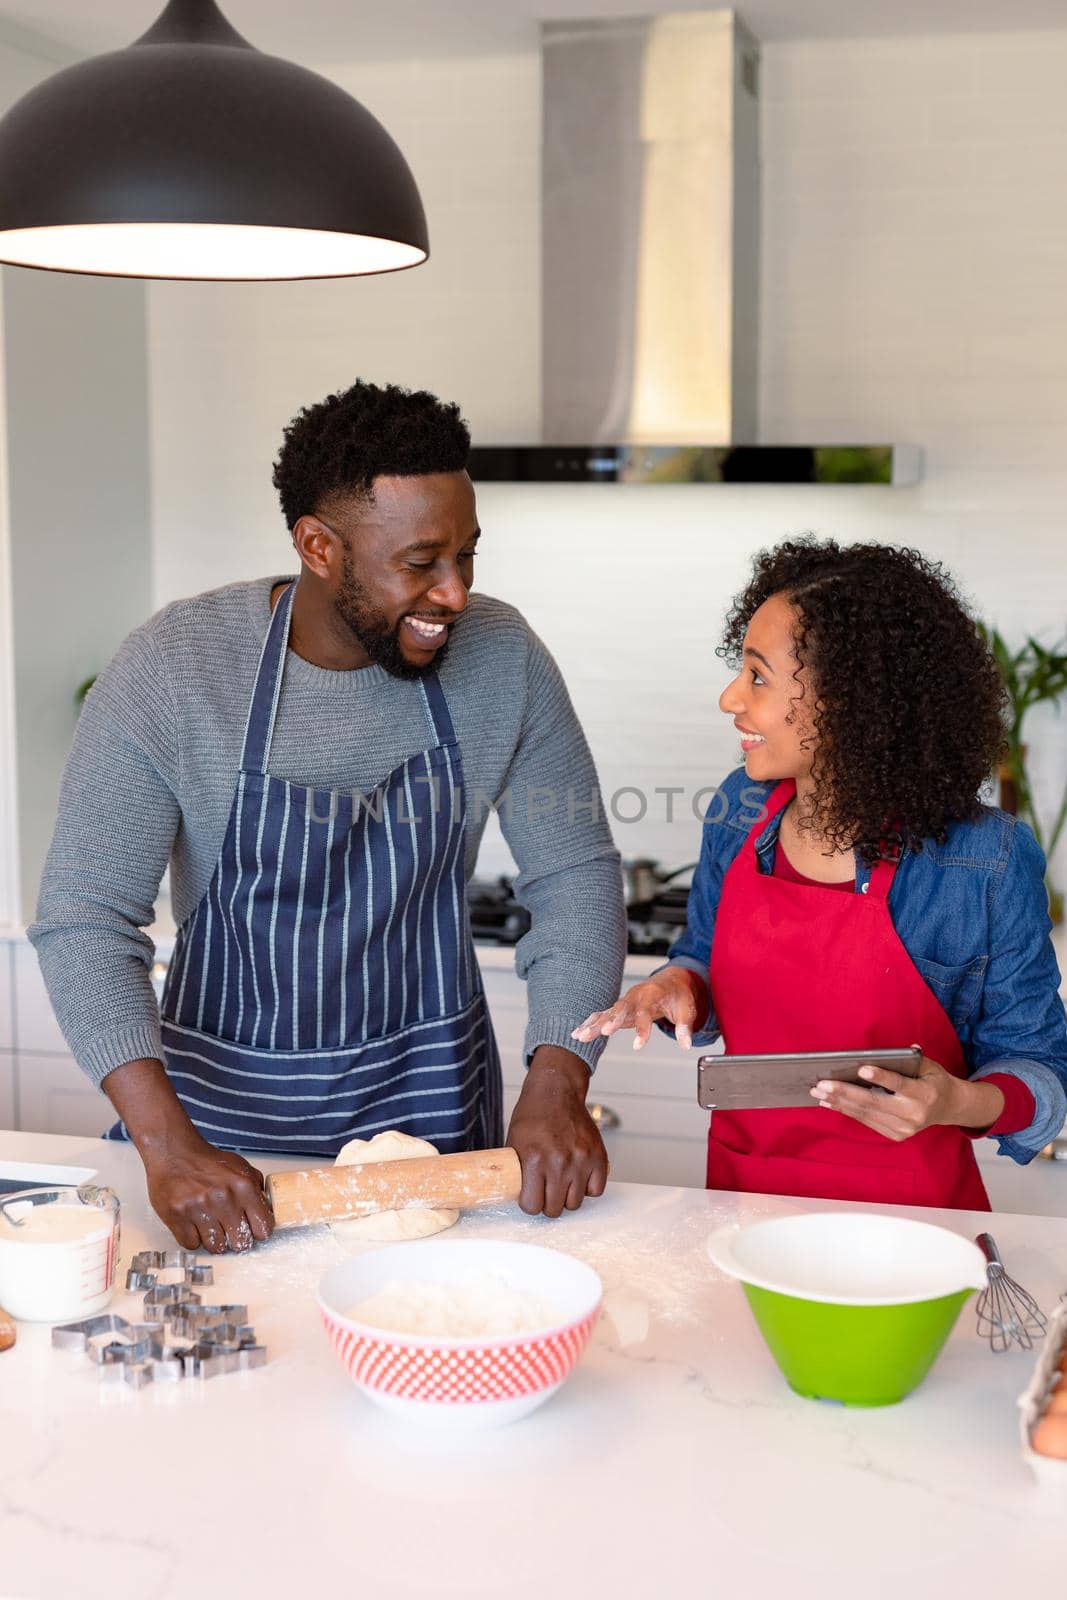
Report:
980,625,1067,924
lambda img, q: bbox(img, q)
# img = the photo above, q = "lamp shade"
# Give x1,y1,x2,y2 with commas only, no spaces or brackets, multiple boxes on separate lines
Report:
0,0,429,280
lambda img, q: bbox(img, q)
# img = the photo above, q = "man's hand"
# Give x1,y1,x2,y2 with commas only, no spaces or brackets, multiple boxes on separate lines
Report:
103,1056,274,1252
571,967,708,1051
142,1132,274,1253
809,1051,1005,1141
506,1045,608,1218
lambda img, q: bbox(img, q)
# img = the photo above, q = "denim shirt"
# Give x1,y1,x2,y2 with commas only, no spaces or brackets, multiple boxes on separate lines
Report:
664,767,1067,1165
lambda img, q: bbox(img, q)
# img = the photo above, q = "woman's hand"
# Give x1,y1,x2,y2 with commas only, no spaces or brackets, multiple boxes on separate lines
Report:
571,968,708,1051
810,1051,1005,1141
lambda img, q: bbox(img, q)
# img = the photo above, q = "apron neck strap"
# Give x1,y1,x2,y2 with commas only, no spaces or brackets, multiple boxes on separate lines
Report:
747,778,795,844
241,582,458,775
419,671,457,745
747,777,899,901
865,857,897,903
240,581,295,775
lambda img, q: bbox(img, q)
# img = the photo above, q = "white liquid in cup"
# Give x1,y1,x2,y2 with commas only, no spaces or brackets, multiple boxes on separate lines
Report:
0,1187,120,1322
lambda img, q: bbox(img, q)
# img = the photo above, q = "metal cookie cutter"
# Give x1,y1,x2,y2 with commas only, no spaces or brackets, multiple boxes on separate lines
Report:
52,1313,131,1352
143,1284,202,1312
162,1302,249,1339
126,1249,214,1291
90,1326,161,1366
100,1330,191,1387
181,1340,268,1379
53,1288,268,1386
98,1357,156,1390
53,1314,166,1389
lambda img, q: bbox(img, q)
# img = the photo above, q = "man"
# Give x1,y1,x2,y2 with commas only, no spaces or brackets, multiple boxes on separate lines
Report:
30,380,626,1251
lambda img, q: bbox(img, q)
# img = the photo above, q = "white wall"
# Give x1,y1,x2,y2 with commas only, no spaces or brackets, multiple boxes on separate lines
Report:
0,30,153,924
0,272,17,926
0,29,75,926
145,29,1067,889
4,267,152,921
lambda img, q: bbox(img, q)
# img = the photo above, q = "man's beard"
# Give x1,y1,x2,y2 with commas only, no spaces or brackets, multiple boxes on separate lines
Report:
334,546,450,681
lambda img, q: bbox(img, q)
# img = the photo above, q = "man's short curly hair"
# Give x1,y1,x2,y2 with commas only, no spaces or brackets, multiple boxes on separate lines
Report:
272,380,471,529
719,536,1008,864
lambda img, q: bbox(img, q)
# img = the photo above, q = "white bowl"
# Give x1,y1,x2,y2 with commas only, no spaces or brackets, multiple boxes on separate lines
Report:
318,1239,602,1429
707,1211,988,1305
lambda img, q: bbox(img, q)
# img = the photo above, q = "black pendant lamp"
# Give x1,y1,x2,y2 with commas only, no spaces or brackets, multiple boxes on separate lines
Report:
0,0,429,280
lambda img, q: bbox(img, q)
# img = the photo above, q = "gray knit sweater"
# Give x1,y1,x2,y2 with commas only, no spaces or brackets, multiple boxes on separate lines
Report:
29,577,627,1088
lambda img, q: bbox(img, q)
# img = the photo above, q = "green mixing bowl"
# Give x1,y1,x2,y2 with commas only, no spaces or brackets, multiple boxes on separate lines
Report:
707,1212,988,1406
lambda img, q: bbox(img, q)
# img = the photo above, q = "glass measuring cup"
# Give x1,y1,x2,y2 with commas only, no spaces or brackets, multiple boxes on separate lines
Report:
0,1184,121,1322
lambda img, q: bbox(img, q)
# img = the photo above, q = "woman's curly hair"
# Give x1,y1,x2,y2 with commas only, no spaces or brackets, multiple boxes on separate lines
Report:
719,537,1008,864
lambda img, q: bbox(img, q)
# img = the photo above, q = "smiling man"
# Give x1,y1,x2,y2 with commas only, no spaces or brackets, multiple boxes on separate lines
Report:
30,380,626,1250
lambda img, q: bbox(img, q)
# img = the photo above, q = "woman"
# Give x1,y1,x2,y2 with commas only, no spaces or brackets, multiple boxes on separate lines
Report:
574,538,1067,1209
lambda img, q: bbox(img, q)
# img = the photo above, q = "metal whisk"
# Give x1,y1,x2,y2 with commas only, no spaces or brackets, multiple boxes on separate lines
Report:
974,1232,1047,1352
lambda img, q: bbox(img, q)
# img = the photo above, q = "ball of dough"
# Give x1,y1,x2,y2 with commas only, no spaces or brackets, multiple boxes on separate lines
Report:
330,1130,460,1244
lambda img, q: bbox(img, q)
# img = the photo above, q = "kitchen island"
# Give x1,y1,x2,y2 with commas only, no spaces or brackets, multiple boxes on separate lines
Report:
1,1128,1064,1600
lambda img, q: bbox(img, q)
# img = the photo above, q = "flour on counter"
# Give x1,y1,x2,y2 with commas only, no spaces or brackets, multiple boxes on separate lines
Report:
347,1272,563,1338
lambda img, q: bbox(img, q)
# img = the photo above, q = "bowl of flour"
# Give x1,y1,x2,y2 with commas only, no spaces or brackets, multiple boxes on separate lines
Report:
318,1239,602,1427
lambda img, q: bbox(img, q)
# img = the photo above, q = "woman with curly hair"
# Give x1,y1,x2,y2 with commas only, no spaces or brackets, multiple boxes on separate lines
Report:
574,537,1067,1208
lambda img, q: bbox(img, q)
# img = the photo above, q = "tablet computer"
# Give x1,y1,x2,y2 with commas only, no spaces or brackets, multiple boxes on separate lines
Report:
696,1046,922,1111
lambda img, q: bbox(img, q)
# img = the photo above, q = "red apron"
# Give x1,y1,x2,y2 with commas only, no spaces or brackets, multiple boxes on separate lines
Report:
706,779,990,1210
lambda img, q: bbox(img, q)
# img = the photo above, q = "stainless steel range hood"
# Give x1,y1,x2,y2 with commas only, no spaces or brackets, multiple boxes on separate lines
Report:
469,9,919,486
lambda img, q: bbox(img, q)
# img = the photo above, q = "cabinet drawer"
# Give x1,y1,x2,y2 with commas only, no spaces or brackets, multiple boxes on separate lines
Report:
0,1050,14,1128
13,939,69,1054
973,1139,1067,1217
580,1087,707,1148
599,1129,707,1189
590,1034,711,1102
480,962,713,1102
500,1078,706,1189
0,943,13,1050
17,1052,114,1138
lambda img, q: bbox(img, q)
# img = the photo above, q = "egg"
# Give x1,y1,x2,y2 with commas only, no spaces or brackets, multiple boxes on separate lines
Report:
1032,1411,1067,1460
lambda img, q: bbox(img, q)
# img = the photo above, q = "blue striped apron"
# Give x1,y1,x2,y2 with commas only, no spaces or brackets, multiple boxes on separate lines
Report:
107,581,503,1156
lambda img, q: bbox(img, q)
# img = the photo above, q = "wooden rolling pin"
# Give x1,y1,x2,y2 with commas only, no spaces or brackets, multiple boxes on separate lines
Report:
266,1147,523,1230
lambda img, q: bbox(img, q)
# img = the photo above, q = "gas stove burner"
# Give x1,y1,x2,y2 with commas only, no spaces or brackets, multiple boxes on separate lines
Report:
467,876,531,945
467,868,692,956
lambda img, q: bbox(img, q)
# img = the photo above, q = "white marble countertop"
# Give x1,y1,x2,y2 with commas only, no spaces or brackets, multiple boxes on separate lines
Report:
1,1129,1065,1600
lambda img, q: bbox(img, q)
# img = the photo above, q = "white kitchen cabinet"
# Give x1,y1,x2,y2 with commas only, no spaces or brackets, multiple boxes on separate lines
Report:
7,936,112,1136
16,1051,113,1139
12,938,69,1053
0,1052,14,1130
975,1141,1067,1217
0,941,13,1050
481,954,711,1188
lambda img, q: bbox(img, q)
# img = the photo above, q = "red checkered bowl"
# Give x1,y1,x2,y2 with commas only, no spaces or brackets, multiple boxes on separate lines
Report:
318,1239,603,1428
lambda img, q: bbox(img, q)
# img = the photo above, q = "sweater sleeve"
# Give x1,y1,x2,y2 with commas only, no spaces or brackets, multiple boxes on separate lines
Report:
27,624,181,1087
494,629,626,1071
